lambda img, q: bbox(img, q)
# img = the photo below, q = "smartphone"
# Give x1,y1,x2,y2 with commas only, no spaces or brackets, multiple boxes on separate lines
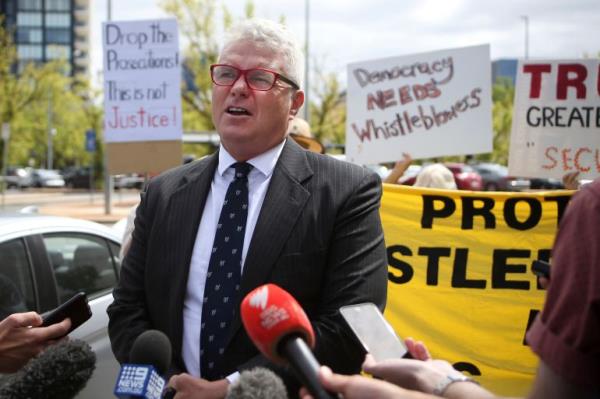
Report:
532,259,551,279
41,292,92,335
340,302,409,362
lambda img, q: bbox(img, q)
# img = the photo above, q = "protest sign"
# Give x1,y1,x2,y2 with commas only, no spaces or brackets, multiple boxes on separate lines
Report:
346,45,492,165
102,19,182,143
509,59,600,179
380,184,573,395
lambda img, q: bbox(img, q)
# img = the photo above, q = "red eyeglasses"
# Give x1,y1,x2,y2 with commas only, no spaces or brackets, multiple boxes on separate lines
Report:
210,64,300,91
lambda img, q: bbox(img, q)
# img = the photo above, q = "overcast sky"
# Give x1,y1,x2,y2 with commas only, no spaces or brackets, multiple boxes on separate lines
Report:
91,0,600,87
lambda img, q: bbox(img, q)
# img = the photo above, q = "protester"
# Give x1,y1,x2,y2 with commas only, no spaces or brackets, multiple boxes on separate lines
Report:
107,18,387,399
384,154,457,190
302,178,600,399
0,312,71,373
413,164,457,190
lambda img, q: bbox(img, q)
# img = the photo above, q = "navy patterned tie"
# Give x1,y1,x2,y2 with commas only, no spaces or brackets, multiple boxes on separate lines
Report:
200,162,251,380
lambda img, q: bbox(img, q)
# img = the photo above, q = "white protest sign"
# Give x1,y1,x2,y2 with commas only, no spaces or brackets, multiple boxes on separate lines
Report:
346,45,492,165
103,19,182,143
508,59,600,179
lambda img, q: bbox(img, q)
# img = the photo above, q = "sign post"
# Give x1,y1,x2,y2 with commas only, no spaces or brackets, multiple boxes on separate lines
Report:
85,129,96,201
1,123,10,209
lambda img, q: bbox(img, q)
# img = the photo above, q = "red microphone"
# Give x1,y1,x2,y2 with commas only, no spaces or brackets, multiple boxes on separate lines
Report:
241,284,336,399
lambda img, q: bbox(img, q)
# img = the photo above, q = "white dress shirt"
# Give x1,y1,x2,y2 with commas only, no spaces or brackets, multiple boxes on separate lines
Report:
182,140,286,380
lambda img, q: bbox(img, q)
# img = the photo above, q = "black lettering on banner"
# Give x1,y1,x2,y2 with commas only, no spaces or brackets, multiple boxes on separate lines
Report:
523,309,540,345
421,195,456,228
418,247,452,285
544,195,572,225
503,198,542,230
461,196,496,229
491,249,531,289
387,245,414,284
451,248,486,288
453,362,482,376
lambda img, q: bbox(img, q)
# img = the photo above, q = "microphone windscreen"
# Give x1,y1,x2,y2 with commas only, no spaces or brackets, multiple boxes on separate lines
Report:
226,367,288,399
129,329,172,375
240,284,315,364
0,339,96,399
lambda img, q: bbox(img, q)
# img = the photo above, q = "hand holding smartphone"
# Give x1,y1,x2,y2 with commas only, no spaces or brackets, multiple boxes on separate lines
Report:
340,302,410,362
41,292,92,335
531,259,551,279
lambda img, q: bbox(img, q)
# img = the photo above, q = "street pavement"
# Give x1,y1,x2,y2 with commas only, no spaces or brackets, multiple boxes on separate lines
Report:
0,189,139,224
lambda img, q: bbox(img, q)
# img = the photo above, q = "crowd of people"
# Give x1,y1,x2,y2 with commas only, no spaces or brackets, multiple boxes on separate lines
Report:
0,17,597,399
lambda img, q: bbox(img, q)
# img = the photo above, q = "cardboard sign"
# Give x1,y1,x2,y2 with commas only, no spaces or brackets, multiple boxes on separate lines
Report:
380,184,574,396
508,60,600,179
346,45,493,165
102,19,182,143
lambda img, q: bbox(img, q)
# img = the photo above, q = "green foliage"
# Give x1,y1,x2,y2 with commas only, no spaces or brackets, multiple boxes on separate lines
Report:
1,17,103,172
309,65,346,149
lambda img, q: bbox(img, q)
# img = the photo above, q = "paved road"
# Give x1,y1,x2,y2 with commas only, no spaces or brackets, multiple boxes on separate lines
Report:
0,189,139,223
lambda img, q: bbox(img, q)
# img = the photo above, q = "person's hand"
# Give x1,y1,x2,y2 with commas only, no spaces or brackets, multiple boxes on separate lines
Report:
538,276,550,289
404,337,432,360
362,338,460,394
0,312,71,373
384,153,413,184
167,373,229,399
299,366,429,399
562,171,580,190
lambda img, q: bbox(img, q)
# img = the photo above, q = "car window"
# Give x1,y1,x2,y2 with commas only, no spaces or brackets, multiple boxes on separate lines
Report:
108,241,122,274
0,239,36,320
42,233,119,302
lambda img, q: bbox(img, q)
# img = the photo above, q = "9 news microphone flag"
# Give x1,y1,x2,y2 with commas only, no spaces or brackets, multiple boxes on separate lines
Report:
113,330,172,399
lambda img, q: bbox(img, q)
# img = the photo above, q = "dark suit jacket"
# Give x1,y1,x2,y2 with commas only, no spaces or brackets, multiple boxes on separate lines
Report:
107,139,387,392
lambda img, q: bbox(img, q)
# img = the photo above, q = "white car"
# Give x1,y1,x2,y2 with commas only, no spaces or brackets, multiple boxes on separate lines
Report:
0,214,121,398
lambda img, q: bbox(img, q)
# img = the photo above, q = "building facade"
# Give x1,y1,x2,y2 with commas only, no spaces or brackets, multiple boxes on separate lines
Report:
0,0,89,76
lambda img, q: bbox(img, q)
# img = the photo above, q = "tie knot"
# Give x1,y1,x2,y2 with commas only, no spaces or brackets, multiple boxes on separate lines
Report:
232,162,251,180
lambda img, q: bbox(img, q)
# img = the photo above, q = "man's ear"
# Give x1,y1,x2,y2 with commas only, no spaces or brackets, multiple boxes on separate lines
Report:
290,90,305,116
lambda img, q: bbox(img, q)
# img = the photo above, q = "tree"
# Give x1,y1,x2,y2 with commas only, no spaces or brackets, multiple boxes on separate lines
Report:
309,62,346,150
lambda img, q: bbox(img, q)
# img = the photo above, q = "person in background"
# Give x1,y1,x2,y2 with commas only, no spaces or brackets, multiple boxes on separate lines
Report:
0,312,71,373
302,178,600,399
385,154,457,190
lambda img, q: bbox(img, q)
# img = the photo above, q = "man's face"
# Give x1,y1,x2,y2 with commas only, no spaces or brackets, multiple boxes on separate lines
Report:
211,40,304,161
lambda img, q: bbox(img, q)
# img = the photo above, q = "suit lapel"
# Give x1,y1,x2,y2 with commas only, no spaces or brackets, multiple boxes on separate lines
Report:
166,152,218,363
224,139,313,347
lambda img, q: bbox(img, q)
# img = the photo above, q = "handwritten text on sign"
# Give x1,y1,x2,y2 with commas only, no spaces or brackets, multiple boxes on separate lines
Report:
508,60,600,179
346,45,493,165
102,19,182,143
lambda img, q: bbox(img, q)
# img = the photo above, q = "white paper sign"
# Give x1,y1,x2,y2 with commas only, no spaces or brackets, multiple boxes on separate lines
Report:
102,19,182,143
345,45,492,165
508,59,600,179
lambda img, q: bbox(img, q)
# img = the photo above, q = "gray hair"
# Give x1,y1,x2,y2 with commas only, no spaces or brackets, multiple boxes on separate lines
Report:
221,19,304,88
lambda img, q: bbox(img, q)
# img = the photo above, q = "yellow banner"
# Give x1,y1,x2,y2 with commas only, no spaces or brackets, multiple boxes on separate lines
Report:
380,184,574,396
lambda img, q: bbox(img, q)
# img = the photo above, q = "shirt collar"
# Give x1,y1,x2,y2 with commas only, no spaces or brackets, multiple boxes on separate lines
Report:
217,139,286,178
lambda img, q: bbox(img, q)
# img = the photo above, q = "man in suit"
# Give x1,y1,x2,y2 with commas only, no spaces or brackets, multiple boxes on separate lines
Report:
107,19,387,398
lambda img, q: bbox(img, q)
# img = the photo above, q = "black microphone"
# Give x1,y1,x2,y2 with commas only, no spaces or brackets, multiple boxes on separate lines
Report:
226,367,288,399
113,329,172,398
0,339,96,399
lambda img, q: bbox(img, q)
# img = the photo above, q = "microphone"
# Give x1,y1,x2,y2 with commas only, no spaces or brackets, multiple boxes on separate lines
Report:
240,284,336,399
113,329,172,399
226,367,288,399
0,339,96,399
